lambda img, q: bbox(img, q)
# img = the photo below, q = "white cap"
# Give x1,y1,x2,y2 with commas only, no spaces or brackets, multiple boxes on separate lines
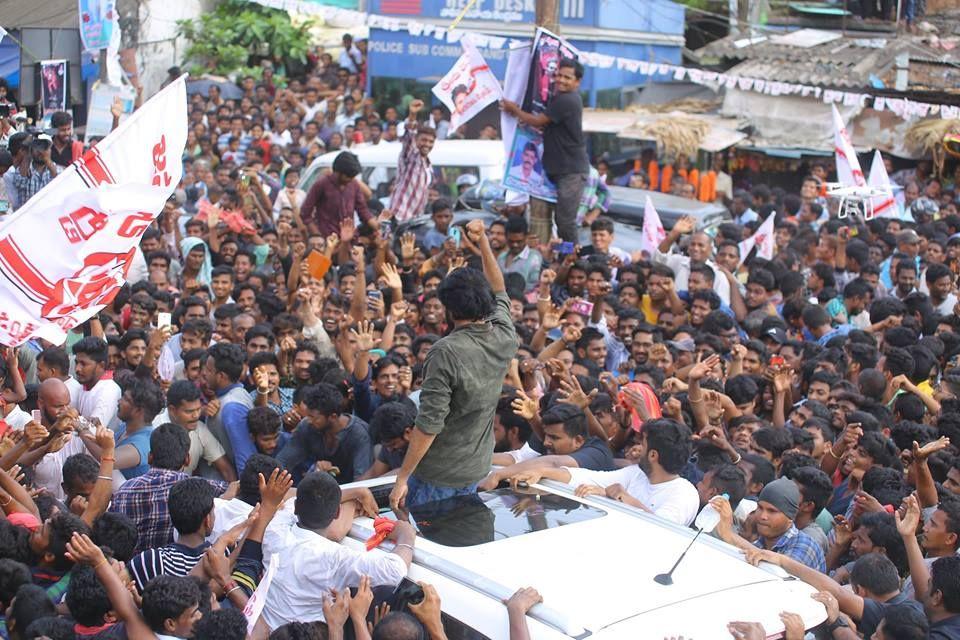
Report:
456,174,478,187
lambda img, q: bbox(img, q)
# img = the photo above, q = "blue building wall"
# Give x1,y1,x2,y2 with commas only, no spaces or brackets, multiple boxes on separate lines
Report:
366,0,685,107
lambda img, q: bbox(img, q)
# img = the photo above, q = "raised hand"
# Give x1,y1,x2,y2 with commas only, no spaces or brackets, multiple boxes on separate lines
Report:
895,493,921,538
253,367,271,394
322,588,351,632
558,376,596,410
65,532,107,567
561,323,581,345
771,365,793,395
325,233,340,257
94,423,115,458
400,232,416,261
541,305,561,331
539,269,557,287
390,299,409,321
341,218,356,244
913,436,950,462
511,390,539,421
673,216,695,235
350,320,380,352
258,468,293,510
465,219,486,245
350,575,374,623
689,353,721,382
350,244,365,267
381,263,403,290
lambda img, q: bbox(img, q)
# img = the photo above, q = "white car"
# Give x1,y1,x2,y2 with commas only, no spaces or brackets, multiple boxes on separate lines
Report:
342,477,827,639
299,139,506,198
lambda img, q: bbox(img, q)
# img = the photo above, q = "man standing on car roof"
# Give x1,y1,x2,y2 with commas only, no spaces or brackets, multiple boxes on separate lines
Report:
501,58,589,245
389,218,515,510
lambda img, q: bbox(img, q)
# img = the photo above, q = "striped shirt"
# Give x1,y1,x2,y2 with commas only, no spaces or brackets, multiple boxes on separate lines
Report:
391,122,432,222
129,541,210,592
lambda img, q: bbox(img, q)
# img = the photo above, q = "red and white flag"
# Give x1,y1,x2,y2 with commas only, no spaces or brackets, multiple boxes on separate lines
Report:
0,75,187,346
867,150,900,220
738,212,776,265
431,35,502,131
832,104,865,187
639,196,666,259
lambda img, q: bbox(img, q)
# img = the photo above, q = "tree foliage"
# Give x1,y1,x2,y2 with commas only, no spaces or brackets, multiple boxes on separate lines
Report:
177,0,312,77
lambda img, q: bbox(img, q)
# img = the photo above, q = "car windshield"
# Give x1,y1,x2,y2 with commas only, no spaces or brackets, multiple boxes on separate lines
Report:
401,487,606,547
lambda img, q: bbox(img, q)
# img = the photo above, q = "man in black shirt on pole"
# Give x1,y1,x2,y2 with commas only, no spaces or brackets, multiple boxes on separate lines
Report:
501,58,589,243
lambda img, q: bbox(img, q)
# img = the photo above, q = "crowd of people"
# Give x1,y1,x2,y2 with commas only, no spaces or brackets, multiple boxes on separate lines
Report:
0,22,957,640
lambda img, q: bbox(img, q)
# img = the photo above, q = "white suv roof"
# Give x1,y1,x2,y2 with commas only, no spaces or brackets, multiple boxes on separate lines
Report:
343,477,827,639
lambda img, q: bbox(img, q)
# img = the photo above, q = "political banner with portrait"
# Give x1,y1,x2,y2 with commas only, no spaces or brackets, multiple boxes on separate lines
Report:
431,36,502,132
79,0,119,52
522,27,578,115
502,125,556,202
0,75,187,346
40,60,68,115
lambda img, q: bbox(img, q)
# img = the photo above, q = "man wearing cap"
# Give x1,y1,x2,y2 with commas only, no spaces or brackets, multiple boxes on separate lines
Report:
13,133,56,207
455,173,478,196
713,476,827,572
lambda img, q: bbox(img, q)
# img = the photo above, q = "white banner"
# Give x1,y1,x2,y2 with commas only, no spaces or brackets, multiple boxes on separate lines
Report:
832,104,865,187
867,150,902,220
738,213,776,265
0,75,188,346
431,37,502,132
640,196,665,260
243,553,279,633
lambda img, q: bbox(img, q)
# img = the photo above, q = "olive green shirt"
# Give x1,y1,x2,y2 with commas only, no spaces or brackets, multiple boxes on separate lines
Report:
414,292,516,487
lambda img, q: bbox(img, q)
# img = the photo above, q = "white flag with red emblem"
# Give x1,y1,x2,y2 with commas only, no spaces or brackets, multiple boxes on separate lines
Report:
867,150,901,220
0,75,187,346
431,36,502,131
639,196,666,259
738,212,775,265
832,104,865,187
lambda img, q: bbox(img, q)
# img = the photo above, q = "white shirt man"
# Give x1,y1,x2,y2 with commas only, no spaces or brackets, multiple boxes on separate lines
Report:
76,376,122,429
261,505,408,629
566,465,700,526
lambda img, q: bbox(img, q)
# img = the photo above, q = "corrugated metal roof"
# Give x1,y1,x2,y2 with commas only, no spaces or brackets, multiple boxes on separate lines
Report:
694,30,938,89
0,0,77,30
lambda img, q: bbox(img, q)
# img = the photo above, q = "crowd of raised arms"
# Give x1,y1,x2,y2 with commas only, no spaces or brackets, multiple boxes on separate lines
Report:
0,29,957,640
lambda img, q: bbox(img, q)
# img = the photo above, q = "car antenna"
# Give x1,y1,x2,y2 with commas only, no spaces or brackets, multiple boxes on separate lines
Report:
653,527,705,586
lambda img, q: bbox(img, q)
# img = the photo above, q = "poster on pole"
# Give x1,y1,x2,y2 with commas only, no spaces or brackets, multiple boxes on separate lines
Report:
502,28,577,202
431,36,502,132
40,60,68,115
84,81,136,143
79,0,119,52
522,28,578,115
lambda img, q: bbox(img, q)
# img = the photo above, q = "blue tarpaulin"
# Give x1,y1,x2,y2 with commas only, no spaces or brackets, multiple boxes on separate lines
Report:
0,36,21,88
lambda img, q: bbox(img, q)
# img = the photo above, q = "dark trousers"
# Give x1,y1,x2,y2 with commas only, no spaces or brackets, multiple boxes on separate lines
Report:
530,172,587,243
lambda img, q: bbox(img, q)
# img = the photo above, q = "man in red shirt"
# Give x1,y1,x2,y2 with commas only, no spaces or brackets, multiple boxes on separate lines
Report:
299,151,371,238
